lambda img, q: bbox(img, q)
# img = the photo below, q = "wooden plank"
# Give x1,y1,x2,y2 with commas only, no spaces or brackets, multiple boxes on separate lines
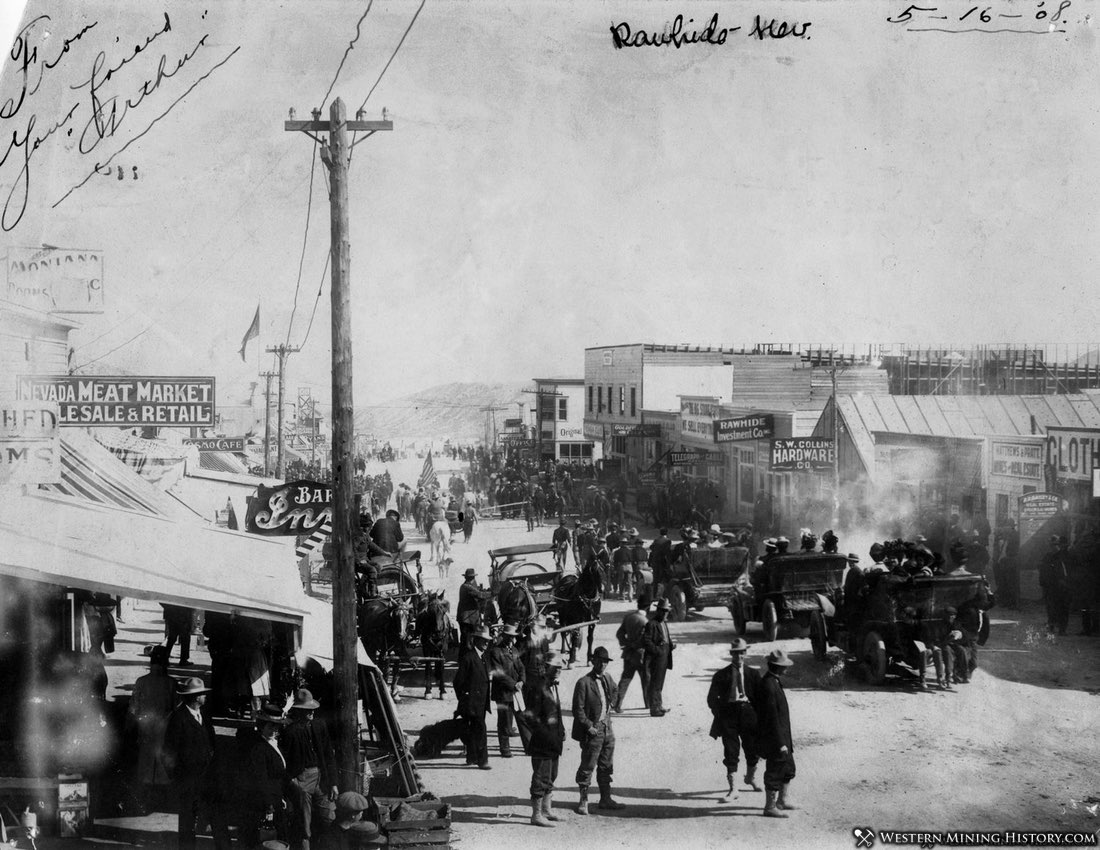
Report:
387,832,451,845
284,119,393,131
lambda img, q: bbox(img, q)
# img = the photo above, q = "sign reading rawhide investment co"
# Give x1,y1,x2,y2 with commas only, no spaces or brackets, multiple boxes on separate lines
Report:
184,437,246,452
770,438,835,472
246,480,332,536
17,376,215,426
714,414,774,443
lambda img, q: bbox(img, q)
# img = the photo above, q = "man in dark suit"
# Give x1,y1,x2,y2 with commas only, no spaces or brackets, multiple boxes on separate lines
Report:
240,704,289,848
367,509,405,556
612,596,650,713
643,598,675,716
162,604,195,665
707,638,762,795
453,626,493,770
571,646,624,815
523,651,566,828
457,569,491,649
752,649,796,818
280,689,338,850
487,623,526,758
162,677,230,850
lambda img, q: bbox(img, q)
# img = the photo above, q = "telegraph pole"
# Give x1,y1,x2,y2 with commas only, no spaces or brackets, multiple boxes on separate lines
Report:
260,370,276,476
286,98,392,792
266,344,301,478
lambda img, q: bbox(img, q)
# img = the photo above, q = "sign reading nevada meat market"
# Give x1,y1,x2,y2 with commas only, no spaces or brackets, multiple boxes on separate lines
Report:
0,401,60,484
770,437,835,472
184,437,246,452
714,414,774,443
246,479,332,536
17,376,215,426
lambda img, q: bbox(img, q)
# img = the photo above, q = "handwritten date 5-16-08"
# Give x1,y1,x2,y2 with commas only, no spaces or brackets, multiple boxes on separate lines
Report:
888,1,1072,31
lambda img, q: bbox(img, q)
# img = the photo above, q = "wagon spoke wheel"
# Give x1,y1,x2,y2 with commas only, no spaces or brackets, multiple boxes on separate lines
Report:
862,630,887,686
668,585,688,622
809,610,827,661
761,599,779,642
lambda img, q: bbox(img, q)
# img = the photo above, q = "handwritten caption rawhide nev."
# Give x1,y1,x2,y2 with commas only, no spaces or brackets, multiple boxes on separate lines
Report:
610,13,811,48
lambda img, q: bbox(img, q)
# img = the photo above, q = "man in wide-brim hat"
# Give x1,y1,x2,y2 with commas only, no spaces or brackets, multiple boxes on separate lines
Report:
457,568,491,649
241,704,290,848
754,650,797,818
643,598,675,717
280,689,337,850
454,626,494,770
707,638,763,795
162,677,230,850
571,646,624,814
487,622,526,758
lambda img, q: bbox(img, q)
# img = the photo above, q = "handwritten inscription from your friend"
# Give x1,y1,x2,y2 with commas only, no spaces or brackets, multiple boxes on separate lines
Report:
0,12,240,232
610,13,811,49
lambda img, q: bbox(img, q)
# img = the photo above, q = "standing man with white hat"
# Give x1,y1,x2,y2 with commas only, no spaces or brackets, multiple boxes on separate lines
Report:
753,649,798,818
162,677,230,850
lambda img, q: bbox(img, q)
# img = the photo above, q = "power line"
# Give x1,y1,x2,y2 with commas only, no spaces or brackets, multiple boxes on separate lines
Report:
298,251,332,350
321,0,375,110
357,0,426,114
71,325,154,371
284,138,320,347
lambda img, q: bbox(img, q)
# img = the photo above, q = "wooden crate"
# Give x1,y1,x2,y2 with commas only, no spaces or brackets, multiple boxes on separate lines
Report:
374,798,451,848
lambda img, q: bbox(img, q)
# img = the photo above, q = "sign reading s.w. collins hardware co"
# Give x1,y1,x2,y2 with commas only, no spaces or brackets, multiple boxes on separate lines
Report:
770,438,835,472
17,376,215,426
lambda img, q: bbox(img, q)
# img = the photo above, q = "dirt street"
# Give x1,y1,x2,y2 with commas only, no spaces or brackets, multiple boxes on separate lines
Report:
378,460,1100,850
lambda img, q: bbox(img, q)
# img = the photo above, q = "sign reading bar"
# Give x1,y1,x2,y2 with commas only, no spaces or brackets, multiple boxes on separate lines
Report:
1019,492,1061,519
770,438,835,472
17,376,215,426
610,423,661,438
246,479,332,536
185,437,246,452
714,414,774,443
0,401,60,484
6,247,105,313
1044,427,1100,482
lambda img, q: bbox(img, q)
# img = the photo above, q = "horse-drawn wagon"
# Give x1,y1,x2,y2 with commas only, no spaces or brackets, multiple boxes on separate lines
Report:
727,551,847,643
488,543,563,609
664,544,752,622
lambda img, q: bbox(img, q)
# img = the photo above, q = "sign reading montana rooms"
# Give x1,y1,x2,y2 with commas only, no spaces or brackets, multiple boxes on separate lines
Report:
17,376,215,425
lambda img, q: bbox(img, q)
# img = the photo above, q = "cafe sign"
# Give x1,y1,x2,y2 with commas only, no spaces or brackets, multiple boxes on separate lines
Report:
17,376,215,426
246,479,332,536
184,437,246,452
1044,427,1100,482
0,401,60,484
714,414,774,443
770,438,835,472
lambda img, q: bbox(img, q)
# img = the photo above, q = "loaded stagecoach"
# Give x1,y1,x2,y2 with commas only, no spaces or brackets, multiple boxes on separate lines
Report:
727,551,848,643
488,543,564,616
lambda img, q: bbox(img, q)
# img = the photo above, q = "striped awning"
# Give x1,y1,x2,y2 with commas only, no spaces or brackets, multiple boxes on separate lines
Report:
199,451,250,475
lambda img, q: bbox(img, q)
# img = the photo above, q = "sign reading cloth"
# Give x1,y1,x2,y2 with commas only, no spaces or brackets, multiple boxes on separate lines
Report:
1019,492,1061,519
246,479,332,536
770,438,835,472
610,423,660,437
989,440,1044,481
0,401,60,484
1044,427,1100,482
714,414,774,443
185,437,246,452
17,376,215,426
6,247,105,313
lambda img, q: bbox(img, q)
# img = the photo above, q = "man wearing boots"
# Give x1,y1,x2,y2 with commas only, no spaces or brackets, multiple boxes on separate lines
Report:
706,638,763,796
454,626,493,770
457,568,492,649
487,623,526,758
613,596,650,712
571,646,625,815
280,689,338,850
523,652,567,828
643,598,675,716
753,649,797,818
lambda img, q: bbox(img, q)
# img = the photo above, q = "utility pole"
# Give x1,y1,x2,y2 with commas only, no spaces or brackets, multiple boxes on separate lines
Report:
480,405,505,451
286,98,392,793
266,344,301,478
260,371,277,476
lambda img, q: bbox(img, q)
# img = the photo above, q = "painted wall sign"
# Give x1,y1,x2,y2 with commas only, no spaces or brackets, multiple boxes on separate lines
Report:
610,423,661,437
1044,427,1100,482
1018,492,1061,519
0,401,60,484
669,449,715,466
770,438,835,472
989,440,1044,481
184,437,246,452
559,426,583,438
583,421,605,440
17,376,215,426
6,247,105,313
246,479,332,535
714,414,775,443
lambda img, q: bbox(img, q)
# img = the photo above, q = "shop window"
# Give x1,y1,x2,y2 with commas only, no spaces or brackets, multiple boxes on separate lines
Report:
582,443,592,458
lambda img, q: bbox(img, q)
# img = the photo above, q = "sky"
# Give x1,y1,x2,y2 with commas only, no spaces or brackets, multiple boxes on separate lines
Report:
0,0,1097,413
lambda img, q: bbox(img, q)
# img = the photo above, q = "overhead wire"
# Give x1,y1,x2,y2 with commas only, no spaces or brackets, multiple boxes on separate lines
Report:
357,0,426,114
321,0,375,111
283,138,319,347
71,325,154,372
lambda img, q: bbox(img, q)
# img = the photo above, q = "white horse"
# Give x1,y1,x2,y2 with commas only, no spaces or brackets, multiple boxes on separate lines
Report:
428,519,452,565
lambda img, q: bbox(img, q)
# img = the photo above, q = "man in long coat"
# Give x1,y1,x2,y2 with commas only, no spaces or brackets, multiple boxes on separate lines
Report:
642,598,675,717
454,626,493,769
752,649,797,818
457,568,492,649
280,689,338,850
706,638,762,795
523,651,567,827
487,623,526,758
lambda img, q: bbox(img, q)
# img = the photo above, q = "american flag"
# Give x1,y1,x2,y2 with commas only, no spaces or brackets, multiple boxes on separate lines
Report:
417,453,439,490
295,519,332,559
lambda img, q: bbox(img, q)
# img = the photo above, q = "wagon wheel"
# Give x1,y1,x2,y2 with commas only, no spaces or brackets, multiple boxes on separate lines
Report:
730,602,746,636
862,630,887,686
809,610,827,662
668,585,688,622
761,599,779,642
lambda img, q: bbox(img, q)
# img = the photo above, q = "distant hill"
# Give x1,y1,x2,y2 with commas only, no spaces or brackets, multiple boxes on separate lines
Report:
355,382,528,443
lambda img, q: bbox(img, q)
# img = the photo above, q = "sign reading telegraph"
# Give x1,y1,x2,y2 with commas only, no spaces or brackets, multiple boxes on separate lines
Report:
17,376,215,426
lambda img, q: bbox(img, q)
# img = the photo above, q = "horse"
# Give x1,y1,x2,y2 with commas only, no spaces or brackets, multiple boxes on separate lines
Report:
428,520,452,564
357,596,412,700
551,568,602,668
497,579,538,633
413,592,454,699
